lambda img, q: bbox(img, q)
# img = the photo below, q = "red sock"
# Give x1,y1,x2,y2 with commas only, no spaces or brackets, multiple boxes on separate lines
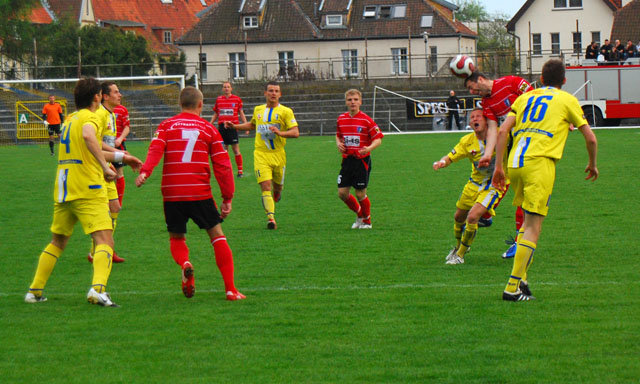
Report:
116,176,125,206
170,237,189,266
359,196,371,223
235,154,243,173
344,194,361,215
515,206,524,230
212,236,236,292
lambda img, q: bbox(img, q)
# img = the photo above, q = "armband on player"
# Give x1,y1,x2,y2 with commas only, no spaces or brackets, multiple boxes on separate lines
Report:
113,151,125,163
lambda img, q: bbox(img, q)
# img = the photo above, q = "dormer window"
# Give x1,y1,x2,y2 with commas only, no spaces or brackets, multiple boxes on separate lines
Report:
243,16,258,29
164,30,172,44
363,4,407,19
326,15,343,26
554,0,582,9
420,15,433,28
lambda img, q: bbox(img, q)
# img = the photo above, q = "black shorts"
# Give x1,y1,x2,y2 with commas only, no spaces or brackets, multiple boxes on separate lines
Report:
218,124,239,145
113,142,127,169
163,199,222,234
48,124,61,136
338,156,372,190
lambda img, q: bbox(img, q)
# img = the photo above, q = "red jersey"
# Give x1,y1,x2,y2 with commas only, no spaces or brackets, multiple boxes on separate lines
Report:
113,105,130,138
481,76,532,122
336,111,384,159
212,94,243,124
141,112,234,202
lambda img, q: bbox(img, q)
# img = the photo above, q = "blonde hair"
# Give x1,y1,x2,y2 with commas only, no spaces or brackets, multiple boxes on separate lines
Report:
344,89,362,99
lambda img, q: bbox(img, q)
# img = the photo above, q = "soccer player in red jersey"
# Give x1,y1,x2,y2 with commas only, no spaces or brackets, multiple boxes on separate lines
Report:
211,82,247,178
336,89,383,229
135,87,245,301
113,103,130,205
465,72,532,258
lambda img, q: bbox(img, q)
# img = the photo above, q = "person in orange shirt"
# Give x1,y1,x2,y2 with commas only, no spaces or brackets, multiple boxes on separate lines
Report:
42,95,64,156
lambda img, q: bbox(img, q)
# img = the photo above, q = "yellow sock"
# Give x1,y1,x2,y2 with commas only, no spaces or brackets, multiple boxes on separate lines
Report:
261,191,275,220
515,228,524,243
454,220,465,249
505,238,536,293
457,222,478,258
29,243,63,294
110,211,119,232
92,244,114,293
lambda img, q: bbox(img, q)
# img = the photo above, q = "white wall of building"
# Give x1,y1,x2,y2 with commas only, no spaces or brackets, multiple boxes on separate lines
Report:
180,36,476,83
512,0,617,72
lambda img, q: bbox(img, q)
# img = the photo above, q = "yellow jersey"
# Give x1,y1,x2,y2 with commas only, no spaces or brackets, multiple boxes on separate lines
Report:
54,109,106,203
448,132,509,189
508,86,588,168
251,104,297,153
95,104,117,148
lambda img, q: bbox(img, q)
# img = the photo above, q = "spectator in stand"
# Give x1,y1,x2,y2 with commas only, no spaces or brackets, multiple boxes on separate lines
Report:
585,41,599,60
446,90,463,131
600,39,612,61
612,39,625,61
625,40,637,59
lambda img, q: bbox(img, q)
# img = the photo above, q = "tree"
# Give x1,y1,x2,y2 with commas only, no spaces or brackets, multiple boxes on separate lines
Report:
38,22,154,78
0,0,39,74
454,0,489,22
158,52,187,76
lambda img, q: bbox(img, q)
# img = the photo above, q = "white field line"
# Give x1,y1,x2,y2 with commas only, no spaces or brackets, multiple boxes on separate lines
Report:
1,280,635,297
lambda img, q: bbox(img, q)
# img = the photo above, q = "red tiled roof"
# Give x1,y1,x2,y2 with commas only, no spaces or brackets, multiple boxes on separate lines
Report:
610,0,640,43
45,0,214,55
29,4,54,24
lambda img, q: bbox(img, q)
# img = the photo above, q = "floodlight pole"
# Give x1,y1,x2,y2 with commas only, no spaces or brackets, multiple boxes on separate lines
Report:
423,31,429,78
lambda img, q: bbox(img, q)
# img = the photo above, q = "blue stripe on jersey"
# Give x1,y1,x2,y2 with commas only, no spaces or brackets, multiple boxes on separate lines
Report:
88,185,103,189
267,108,273,121
269,139,275,149
487,191,500,208
59,159,83,165
514,128,553,138
518,137,531,168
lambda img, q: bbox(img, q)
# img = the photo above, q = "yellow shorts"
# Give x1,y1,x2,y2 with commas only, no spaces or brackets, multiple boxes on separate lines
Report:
508,157,556,217
254,150,286,185
106,180,118,201
456,180,505,216
50,197,112,236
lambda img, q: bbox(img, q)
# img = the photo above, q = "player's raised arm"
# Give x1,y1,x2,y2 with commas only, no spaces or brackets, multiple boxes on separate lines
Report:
478,119,498,167
491,115,515,192
433,155,452,170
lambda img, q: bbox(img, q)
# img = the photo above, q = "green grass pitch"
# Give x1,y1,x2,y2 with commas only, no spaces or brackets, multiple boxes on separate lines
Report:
1,129,639,383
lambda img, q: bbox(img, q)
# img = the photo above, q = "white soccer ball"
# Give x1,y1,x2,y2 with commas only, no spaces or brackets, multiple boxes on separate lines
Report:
449,55,476,78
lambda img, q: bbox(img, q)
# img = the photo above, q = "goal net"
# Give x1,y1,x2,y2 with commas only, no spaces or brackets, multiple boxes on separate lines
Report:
372,86,481,133
0,75,185,145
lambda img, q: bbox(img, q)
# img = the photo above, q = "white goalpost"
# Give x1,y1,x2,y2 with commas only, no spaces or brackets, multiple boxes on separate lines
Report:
372,85,477,134
0,75,186,145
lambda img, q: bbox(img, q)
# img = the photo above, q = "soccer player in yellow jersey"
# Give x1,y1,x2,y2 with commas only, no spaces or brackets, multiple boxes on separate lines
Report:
225,81,299,229
88,81,132,263
24,77,140,307
492,59,598,301
433,108,508,265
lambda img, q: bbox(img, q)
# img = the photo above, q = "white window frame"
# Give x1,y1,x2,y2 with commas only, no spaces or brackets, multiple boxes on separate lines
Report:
326,15,343,26
341,49,358,77
278,51,295,78
363,6,376,18
363,4,407,19
243,16,258,29
391,48,408,75
554,0,582,9
532,33,542,56
551,33,560,55
229,52,246,80
393,5,406,18
163,30,172,44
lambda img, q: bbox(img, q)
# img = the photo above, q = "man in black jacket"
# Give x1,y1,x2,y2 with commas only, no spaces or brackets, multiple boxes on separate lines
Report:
446,90,463,131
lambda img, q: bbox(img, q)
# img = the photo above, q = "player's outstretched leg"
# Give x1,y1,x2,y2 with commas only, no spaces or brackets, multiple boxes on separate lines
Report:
170,236,194,297
358,195,372,229
502,238,536,302
208,228,245,301
25,243,63,303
